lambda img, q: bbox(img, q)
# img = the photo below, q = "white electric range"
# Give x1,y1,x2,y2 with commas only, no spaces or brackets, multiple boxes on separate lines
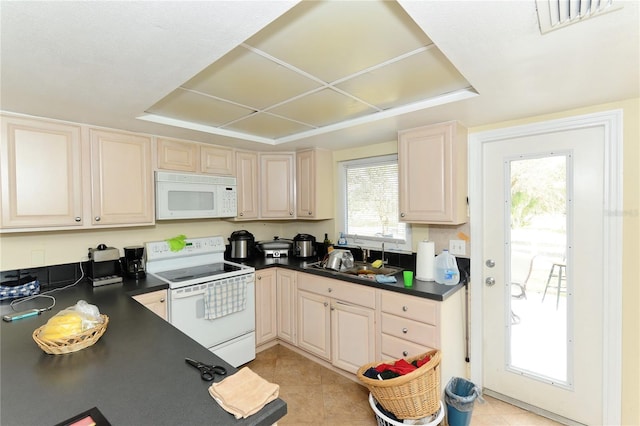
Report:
145,236,255,367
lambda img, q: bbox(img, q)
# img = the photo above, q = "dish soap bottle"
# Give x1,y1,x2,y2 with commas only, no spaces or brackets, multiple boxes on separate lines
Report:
337,232,347,246
435,249,460,285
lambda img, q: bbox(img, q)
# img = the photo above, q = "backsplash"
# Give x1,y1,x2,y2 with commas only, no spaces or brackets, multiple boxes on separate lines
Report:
0,261,86,291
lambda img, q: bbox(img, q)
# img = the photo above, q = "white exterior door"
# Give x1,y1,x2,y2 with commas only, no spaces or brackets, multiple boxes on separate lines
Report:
470,111,623,425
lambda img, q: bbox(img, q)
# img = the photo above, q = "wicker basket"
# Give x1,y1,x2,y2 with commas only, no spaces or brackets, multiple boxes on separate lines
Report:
32,314,109,355
356,350,441,419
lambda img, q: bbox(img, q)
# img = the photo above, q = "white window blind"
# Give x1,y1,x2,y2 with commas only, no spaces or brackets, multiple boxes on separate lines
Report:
338,155,410,250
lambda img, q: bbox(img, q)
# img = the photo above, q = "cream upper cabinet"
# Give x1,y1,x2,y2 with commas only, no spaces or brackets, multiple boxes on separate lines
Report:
296,148,333,219
90,129,154,226
157,138,198,172
133,290,168,321
0,115,84,229
260,153,295,219
398,121,468,224
255,269,278,346
235,150,259,219
157,138,234,175
201,145,234,175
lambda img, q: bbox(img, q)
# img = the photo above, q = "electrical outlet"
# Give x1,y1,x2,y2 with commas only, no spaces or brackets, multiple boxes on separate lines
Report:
449,240,466,256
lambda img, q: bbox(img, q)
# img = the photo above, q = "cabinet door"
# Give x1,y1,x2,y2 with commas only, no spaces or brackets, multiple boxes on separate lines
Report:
296,148,333,219
157,138,198,172
260,153,294,218
276,269,296,344
90,129,154,225
235,151,259,219
201,145,234,175
297,290,331,360
398,121,468,224
133,290,168,321
331,301,375,374
255,269,277,346
0,116,83,228
295,149,315,218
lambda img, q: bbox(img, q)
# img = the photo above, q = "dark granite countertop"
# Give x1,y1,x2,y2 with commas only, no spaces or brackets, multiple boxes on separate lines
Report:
0,276,286,426
236,256,465,302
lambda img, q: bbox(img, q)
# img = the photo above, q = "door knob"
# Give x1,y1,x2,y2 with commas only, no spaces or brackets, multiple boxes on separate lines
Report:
485,277,496,286
486,259,496,268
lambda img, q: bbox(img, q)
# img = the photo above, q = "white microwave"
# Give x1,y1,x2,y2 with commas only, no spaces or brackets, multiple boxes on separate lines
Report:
155,171,237,220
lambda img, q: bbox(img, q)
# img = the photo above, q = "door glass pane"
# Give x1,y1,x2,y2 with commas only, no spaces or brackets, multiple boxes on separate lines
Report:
507,154,570,386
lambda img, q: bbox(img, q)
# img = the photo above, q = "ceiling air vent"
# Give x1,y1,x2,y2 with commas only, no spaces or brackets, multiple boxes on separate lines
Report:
536,0,622,33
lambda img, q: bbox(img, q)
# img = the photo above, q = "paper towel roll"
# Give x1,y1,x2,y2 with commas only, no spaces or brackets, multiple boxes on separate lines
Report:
416,240,435,281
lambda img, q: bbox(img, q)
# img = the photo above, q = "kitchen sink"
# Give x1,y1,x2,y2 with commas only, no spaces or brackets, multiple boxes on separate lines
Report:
304,261,403,279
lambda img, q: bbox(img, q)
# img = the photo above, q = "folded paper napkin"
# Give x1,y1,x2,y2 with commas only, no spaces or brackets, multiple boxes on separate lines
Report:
208,367,279,419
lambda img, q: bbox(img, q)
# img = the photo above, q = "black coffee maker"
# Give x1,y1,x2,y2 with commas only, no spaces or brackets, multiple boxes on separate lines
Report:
123,246,145,279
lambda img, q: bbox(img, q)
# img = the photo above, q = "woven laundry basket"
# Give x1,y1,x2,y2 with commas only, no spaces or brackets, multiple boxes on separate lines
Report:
356,350,441,419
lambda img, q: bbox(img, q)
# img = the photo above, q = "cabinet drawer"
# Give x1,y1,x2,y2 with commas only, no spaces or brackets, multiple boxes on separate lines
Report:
381,313,439,348
297,273,375,309
380,291,439,325
381,333,434,361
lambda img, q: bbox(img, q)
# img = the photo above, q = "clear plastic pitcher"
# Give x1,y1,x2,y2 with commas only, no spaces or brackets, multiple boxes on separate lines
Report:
435,249,460,285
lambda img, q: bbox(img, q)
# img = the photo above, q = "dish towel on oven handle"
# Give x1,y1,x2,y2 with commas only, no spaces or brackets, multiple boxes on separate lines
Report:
203,279,247,320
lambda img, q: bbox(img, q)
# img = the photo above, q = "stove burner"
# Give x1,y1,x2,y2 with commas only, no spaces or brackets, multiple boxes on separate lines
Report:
155,263,243,283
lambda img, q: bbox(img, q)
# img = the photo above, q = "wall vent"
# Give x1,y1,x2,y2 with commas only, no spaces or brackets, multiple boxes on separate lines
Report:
536,0,622,33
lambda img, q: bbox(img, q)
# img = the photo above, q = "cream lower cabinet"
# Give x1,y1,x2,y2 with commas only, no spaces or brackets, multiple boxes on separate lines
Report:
378,287,466,391
297,272,376,374
255,269,278,346
276,268,296,345
133,290,168,321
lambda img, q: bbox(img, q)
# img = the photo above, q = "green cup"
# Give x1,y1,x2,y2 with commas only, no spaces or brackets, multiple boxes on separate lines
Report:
403,270,414,287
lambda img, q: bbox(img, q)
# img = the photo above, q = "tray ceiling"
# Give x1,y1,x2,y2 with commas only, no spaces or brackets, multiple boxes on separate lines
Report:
141,0,476,144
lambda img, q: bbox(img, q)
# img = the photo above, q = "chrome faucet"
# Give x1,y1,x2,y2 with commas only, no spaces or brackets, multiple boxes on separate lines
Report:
381,242,387,265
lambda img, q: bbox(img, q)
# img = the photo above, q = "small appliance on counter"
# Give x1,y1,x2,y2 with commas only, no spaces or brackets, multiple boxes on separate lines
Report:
123,246,146,279
256,236,293,258
88,244,123,287
228,230,255,260
293,233,316,258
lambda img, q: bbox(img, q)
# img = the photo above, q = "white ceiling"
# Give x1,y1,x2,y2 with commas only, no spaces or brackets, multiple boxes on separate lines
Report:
1,1,638,152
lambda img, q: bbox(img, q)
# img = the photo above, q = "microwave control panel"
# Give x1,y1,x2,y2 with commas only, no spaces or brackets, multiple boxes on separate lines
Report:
219,186,237,217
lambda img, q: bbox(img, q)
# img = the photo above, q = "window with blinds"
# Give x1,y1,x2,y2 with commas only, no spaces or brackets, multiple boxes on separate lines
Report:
338,155,410,249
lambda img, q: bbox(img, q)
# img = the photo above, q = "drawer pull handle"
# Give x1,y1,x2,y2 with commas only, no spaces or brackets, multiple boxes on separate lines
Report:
402,328,408,334
328,288,332,293
160,298,165,303
402,305,408,312
403,351,408,357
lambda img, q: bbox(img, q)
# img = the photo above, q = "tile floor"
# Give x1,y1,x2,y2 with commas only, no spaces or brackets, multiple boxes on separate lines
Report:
247,344,564,426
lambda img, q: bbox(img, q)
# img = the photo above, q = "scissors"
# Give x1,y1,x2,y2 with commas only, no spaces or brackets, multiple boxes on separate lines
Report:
185,358,227,381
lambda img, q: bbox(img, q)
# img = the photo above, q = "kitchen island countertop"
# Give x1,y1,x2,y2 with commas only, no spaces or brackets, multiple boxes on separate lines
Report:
0,275,286,426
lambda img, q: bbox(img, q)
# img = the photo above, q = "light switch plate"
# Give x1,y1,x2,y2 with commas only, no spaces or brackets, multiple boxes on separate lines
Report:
449,240,466,256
